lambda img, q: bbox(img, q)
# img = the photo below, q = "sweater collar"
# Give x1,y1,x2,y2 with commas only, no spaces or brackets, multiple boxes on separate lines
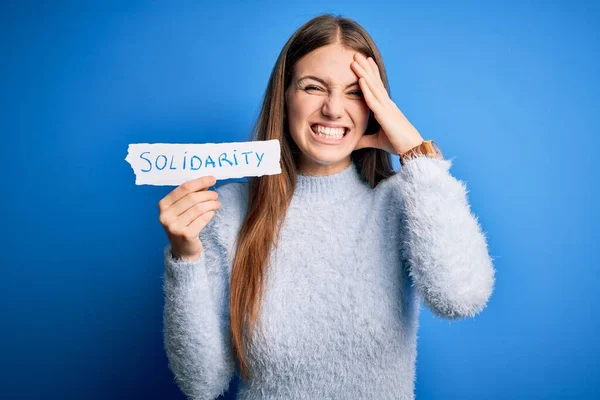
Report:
293,161,368,203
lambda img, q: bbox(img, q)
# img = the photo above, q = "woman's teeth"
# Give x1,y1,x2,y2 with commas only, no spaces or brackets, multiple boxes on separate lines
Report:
313,125,346,139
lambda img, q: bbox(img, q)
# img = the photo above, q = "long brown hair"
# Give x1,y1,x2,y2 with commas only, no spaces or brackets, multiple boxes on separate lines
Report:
229,13,395,380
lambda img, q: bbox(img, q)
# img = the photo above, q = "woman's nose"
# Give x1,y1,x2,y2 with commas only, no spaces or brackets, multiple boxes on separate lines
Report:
321,92,344,120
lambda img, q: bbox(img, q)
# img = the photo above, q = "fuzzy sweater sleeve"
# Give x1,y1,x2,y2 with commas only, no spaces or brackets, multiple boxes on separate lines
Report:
162,183,245,399
396,156,496,320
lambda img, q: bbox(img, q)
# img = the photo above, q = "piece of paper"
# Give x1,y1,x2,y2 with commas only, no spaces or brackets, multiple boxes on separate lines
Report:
125,140,281,185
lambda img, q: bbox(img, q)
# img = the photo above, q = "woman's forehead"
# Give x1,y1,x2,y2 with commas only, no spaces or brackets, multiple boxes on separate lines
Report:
293,44,359,85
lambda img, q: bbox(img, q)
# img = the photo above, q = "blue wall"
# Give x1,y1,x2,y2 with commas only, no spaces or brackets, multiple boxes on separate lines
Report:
2,1,598,399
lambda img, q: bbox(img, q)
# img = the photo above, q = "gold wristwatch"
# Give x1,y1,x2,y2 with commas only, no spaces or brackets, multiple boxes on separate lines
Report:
399,139,444,166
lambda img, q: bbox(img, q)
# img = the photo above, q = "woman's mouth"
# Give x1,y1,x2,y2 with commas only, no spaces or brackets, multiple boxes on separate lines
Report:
310,124,349,144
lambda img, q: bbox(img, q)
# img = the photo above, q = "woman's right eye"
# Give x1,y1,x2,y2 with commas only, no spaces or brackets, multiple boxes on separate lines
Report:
304,85,322,92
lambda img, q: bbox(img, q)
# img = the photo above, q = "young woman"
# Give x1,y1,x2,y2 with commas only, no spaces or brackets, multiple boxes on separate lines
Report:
158,14,495,400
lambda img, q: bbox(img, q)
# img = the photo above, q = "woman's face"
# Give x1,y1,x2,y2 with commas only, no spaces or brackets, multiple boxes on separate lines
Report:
285,43,370,176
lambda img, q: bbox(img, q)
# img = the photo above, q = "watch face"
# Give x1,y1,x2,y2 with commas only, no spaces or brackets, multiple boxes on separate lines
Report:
431,141,444,158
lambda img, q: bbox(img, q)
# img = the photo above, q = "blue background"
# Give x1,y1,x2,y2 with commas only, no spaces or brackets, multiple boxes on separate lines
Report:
2,1,598,399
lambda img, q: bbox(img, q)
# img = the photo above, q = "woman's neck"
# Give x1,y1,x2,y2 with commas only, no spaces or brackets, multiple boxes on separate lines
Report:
296,156,352,176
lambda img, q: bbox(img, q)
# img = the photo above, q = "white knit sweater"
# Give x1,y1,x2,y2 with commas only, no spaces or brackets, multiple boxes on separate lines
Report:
162,156,496,399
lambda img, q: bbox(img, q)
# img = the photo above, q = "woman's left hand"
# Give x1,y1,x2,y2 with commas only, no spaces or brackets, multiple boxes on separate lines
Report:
350,52,424,155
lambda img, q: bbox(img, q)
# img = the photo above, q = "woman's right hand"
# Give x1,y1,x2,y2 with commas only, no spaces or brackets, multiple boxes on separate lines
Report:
158,175,222,261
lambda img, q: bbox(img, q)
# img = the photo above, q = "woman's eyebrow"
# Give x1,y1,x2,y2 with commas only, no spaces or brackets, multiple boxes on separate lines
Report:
297,75,359,89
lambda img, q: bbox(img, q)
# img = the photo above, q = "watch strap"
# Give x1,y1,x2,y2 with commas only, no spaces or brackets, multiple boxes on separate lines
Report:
399,140,442,166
